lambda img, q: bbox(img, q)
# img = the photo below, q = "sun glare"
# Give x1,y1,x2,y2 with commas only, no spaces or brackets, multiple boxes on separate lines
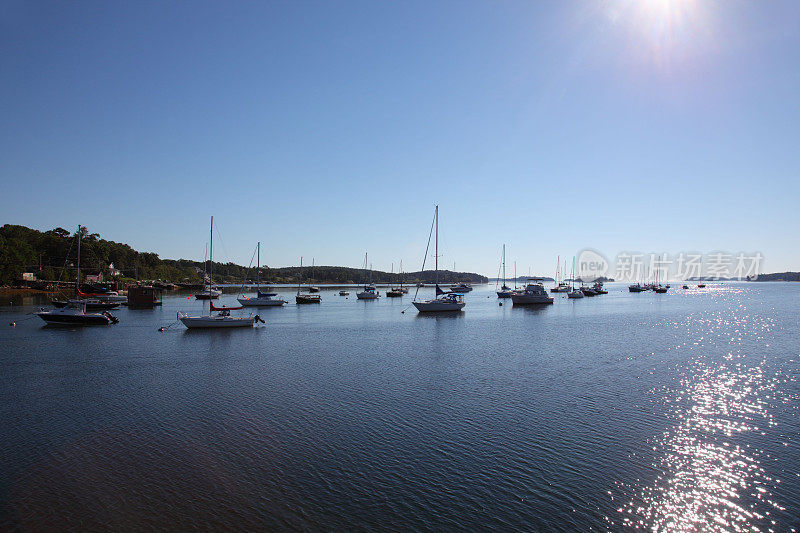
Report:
609,0,714,71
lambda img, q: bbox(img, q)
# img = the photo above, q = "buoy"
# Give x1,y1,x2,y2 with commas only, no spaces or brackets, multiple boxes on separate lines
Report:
158,327,165,332
499,302,502,306
9,322,15,327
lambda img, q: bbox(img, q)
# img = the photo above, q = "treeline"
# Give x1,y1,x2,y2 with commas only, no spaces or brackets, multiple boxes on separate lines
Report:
750,272,800,282
0,224,487,286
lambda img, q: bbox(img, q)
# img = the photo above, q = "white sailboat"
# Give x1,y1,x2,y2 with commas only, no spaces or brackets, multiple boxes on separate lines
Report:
179,217,261,328
413,205,465,313
195,220,221,300
238,242,287,307
357,253,380,299
567,257,584,299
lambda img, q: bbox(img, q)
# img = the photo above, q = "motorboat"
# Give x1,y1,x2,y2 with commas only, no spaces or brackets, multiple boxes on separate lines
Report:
308,286,320,293
37,300,119,326
413,206,466,313
237,242,287,307
580,286,598,297
179,301,260,329
386,288,403,297
592,281,608,295
450,282,473,293
296,293,321,304
697,283,706,288
551,282,571,293
510,279,554,305
682,285,689,289
339,290,350,296
629,283,646,293
653,285,668,293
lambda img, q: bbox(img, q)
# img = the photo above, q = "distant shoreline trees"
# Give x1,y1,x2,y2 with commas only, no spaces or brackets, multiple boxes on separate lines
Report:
0,224,488,286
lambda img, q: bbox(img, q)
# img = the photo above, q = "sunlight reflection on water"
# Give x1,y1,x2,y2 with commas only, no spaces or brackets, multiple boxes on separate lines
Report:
619,308,787,532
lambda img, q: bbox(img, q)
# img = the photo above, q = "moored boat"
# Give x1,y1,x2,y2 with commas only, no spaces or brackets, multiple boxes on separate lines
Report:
237,242,287,307
413,206,466,313
511,278,554,305
38,300,119,326
179,301,260,329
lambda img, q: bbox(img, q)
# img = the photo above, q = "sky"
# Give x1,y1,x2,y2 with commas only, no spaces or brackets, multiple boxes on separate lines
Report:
1,0,799,277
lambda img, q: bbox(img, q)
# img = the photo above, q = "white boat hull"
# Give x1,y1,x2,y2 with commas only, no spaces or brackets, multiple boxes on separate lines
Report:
568,290,584,299
237,297,286,307
179,315,255,328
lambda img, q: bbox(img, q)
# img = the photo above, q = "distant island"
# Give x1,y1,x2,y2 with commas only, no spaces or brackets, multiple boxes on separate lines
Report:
747,272,800,282
0,224,487,288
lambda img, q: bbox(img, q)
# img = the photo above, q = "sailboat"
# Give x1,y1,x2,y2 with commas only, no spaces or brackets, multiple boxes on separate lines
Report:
179,218,261,328
413,206,465,312
308,258,320,292
296,257,321,304
567,257,584,299
195,219,222,300
386,262,403,297
237,242,287,307
496,244,513,298
357,253,380,299
551,256,571,293
37,225,120,326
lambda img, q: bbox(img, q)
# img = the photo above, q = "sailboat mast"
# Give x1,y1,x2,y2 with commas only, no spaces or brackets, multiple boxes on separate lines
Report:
75,225,81,297
503,244,506,285
209,216,213,286
257,241,260,288
298,257,303,295
434,205,438,288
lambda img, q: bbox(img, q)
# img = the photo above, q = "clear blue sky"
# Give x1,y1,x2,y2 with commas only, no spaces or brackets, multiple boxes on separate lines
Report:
1,1,798,276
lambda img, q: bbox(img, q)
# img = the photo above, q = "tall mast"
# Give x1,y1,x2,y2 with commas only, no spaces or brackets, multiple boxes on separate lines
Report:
400,260,403,288
502,244,506,286
75,225,81,297
209,216,213,286
434,205,439,288
257,241,260,288
298,257,303,295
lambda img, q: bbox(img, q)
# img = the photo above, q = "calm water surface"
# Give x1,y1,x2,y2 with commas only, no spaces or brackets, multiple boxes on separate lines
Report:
1,283,798,531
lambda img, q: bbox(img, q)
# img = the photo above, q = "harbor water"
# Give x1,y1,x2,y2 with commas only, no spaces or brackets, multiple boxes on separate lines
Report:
1,282,798,530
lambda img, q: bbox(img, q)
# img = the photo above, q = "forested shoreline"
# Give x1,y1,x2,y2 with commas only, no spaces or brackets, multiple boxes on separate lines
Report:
0,224,487,286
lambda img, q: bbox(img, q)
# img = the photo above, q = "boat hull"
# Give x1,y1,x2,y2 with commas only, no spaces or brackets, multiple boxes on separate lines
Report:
413,300,465,312
510,294,553,305
237,297,286,307
179,316,255,328
37,312,115,325
567,291,584,299
385,290,402,297
496,290,513,298
356,292,380,300
296,295,321,304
